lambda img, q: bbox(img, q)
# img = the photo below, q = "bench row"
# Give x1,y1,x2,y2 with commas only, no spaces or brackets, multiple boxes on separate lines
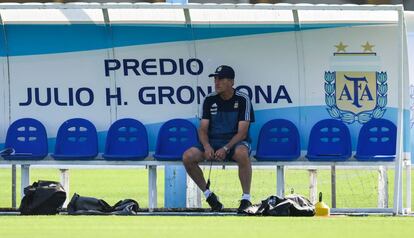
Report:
1,117,397,162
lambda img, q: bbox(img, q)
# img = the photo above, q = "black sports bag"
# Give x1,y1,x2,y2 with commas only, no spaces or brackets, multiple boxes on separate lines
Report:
19,180,66,215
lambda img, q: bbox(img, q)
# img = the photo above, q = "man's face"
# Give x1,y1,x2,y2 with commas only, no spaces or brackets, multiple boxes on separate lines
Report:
214,77,234,94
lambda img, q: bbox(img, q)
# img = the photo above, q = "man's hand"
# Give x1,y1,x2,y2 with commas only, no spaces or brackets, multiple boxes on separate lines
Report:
214,148,227,161
204,145,215,160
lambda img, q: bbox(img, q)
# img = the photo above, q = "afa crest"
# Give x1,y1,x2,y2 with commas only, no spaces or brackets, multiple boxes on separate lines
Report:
325,42,387,124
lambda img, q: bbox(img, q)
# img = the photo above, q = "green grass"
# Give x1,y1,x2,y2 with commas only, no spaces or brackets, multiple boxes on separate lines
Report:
0,216,413,238
1,167,414,238
0,167,413,208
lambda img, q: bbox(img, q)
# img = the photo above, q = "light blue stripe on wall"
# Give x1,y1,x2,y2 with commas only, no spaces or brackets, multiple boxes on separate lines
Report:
0,23,377,56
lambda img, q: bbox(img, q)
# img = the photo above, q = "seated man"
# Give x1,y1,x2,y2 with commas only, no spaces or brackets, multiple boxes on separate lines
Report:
183,65,255,213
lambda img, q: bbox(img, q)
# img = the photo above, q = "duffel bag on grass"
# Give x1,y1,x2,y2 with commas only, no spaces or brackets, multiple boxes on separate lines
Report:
242,194,315,216
19,180,66,215
67,193,139,215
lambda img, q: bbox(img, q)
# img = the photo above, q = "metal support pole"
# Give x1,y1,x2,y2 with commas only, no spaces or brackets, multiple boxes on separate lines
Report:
186,174,201,208
20,164,30,199
276,165,285,197
405,160,411,213
11,164,16,209
59,169,70,208
331,166,336,208
393,8,405,215
309,169,317,204
378,166,389,208
148,165,157,211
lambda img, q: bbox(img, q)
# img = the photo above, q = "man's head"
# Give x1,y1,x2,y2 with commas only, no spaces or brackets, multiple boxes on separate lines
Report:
208,65,235,95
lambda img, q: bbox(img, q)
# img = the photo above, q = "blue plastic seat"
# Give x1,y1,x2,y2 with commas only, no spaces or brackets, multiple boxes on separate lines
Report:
2,118,48,160
255,119,300,161
103,118,148,161
355,119,396,161
306,119,351,161
52,118,98,160
154,119,197,161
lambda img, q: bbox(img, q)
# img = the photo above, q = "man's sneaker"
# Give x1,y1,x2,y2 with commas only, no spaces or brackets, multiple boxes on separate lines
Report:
237,199,252,214
206,193,223,212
